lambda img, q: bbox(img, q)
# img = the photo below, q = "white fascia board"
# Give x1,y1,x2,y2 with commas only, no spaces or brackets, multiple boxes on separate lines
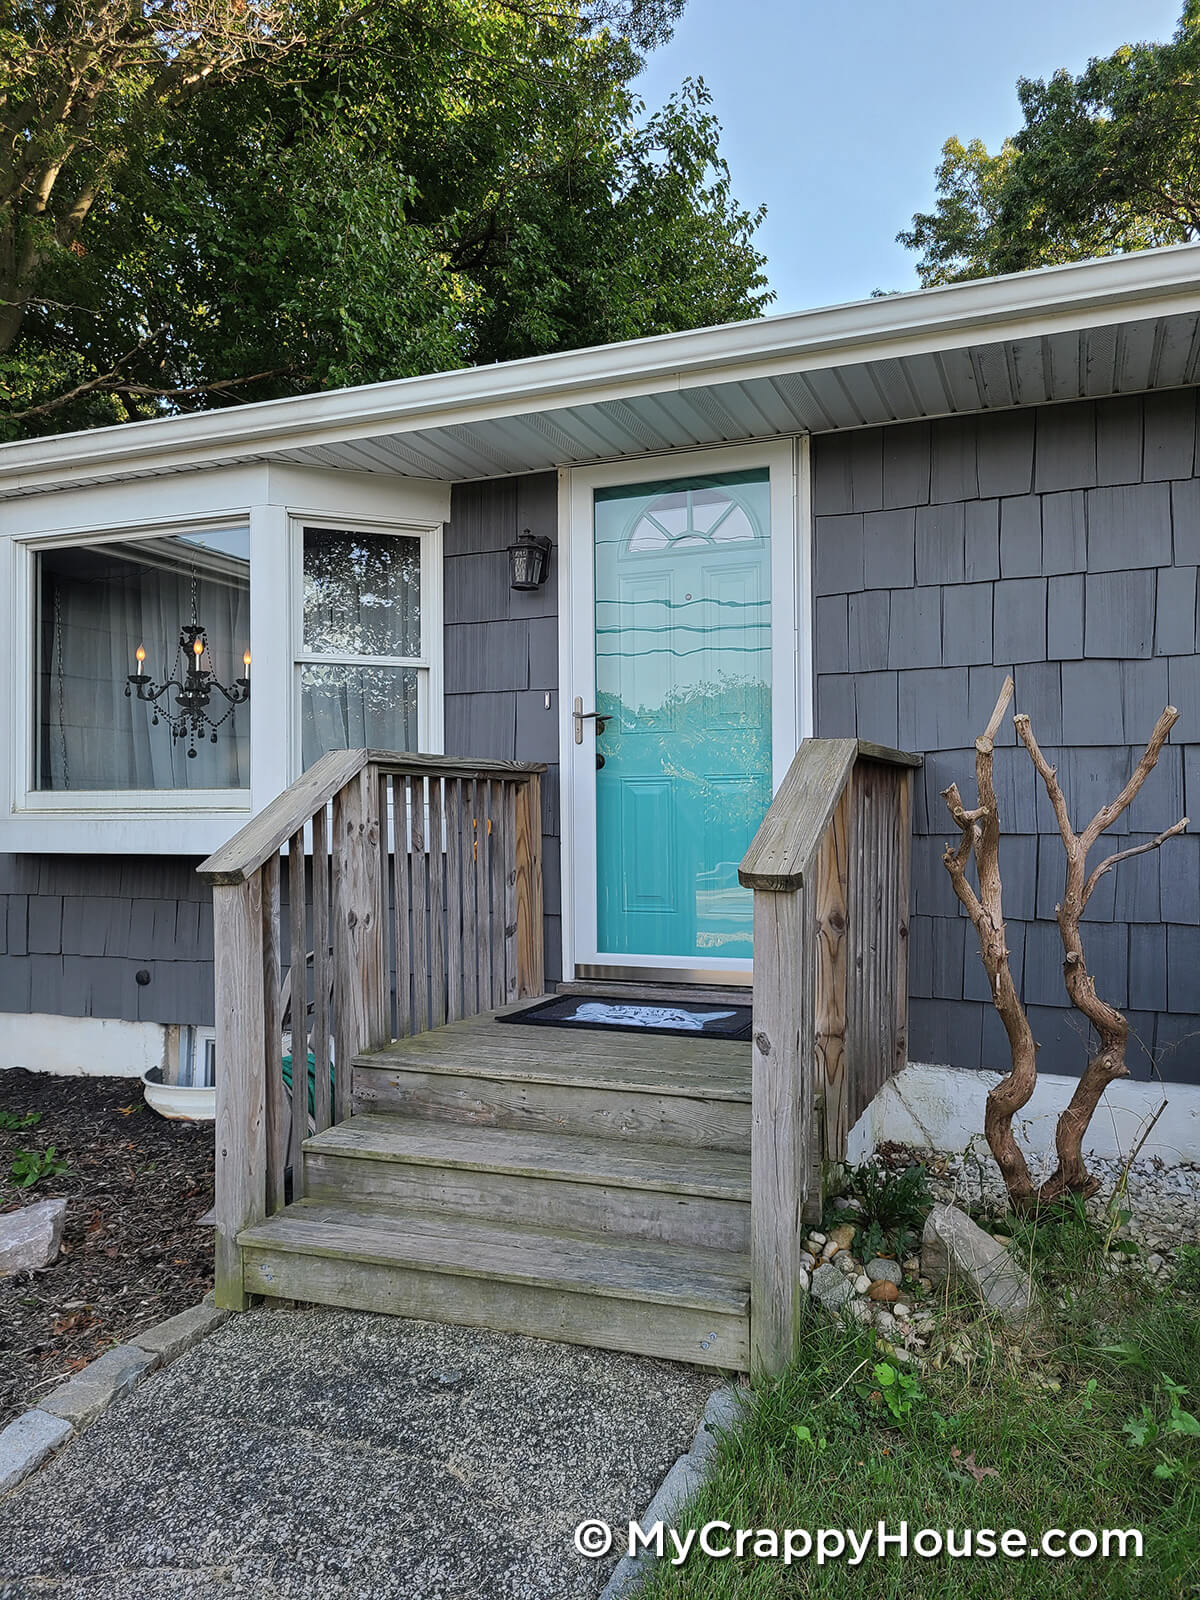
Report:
5,243,1200,495
0,463,270,538
265,463,450,522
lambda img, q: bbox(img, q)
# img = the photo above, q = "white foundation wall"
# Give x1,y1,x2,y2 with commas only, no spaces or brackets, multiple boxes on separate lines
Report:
0,1012,167,1078
849,1061,1200,1169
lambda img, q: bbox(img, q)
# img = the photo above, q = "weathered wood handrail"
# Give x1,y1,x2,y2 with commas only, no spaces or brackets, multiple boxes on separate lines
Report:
198,749,546,1310
739,737,921,1374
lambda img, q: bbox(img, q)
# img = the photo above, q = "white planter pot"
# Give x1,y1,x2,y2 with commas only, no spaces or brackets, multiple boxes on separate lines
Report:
141,1066,216,1122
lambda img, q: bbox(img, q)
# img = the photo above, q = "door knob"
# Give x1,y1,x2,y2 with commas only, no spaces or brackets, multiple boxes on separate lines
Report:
573,696,609,744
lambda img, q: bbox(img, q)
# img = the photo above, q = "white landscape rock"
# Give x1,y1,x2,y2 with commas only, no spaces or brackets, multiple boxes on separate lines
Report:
921,1203,1039,1324
0,1198,67,1276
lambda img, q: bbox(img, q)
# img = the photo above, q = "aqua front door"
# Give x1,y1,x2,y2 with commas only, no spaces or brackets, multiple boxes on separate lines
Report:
567,447,800,979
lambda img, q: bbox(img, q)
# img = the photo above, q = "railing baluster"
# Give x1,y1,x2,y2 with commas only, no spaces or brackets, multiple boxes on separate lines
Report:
378,770,393,1043
287,829,307,1182
502,780,518,1004
487,779,504,1008
893,769,912,1079
410,775,429,1034
311,805,332,1134
393,776,412,1039
332,770,378,1123
474,778,493,1011
365,766,388,1048
261,852,285,1213
445,779,464,1023
813,789,851,1171
429,777,446,1028
463,778,479,1018
514,772,544,999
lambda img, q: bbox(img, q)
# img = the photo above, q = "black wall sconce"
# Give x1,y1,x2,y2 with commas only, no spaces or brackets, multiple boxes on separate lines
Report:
508,528,552,590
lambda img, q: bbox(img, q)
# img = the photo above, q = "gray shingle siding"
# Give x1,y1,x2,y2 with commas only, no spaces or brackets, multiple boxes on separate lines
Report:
443,471,562,981
0,856,215,1025
812,390,1200,1086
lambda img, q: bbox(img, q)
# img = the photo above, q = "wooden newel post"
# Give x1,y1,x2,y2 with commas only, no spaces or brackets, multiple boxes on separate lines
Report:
749,883,814,1374
212,875,267,1311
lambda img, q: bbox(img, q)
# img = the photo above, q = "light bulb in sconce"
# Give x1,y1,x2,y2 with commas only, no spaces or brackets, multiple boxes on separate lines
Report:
135,644,146,671
193,637,204,658
243,651,251,672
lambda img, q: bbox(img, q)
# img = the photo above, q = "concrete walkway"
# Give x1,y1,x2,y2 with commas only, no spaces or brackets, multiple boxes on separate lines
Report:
0,1307,718,1600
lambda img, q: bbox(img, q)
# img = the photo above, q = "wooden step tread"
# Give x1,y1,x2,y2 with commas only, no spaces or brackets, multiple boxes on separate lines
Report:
238,1201,750,1314
354,1007,752,1102
305,1116,750,1200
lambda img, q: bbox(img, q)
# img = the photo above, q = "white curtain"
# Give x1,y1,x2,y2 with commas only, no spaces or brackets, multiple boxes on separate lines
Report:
299,528,422,768
40,536,250,791
300,664,418,769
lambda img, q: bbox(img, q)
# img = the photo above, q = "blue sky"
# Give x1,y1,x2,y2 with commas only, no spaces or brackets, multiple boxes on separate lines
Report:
634,0,1184,314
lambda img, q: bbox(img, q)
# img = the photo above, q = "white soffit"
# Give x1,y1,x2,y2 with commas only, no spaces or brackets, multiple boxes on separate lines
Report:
4,245,1200,497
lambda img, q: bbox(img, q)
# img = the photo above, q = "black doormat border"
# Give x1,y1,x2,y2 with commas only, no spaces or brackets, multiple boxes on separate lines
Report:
496,993,753,1040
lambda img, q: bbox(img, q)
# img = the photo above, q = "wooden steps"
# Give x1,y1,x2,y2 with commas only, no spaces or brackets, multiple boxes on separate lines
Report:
240,1006,753,1368
352,1009,752,1153
238,1202,750,1368
302,1116,751,1250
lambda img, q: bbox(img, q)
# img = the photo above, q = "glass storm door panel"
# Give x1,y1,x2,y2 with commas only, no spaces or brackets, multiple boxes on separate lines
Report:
593,469,772,962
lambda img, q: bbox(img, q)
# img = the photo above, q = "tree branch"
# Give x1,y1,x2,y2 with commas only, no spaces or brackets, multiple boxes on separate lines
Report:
4,330,166,420
1082,817,1190,907
1013,712,1076,849
1080,704,1179,851
4,335,295,421
105,368,297,401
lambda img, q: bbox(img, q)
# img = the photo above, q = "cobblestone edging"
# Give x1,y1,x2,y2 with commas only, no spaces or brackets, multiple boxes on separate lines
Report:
0,1297,228,1497
599,1385,744,1599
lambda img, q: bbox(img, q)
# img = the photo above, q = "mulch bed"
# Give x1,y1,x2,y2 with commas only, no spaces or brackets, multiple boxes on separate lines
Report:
1,1071,214,1428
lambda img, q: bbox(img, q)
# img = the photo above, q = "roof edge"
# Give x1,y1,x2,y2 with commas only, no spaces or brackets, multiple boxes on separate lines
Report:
5,243,1200,492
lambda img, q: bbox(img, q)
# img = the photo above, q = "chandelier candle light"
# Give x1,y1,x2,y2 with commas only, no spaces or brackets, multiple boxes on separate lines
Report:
126,615,251,759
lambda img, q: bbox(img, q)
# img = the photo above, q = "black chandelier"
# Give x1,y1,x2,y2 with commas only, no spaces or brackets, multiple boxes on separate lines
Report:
125,574,250,759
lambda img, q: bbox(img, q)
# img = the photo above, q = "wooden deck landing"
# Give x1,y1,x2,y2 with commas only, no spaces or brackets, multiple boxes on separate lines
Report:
238,1004,754,1368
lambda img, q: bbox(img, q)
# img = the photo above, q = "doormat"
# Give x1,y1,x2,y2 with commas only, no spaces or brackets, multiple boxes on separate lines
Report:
497,993,753,1040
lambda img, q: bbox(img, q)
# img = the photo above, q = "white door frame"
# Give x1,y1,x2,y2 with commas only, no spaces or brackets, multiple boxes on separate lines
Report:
557,437,811,983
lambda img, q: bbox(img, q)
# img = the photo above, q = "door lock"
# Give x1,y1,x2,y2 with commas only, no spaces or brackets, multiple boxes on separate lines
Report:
573,696,609,744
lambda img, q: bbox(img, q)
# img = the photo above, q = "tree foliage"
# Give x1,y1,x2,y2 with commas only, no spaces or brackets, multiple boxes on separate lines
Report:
899,1,1200,285
1,0,769,436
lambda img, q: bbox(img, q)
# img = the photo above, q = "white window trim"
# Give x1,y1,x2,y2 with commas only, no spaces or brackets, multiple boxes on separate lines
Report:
557,437,809,982
0,487,445,854
289,510,444,767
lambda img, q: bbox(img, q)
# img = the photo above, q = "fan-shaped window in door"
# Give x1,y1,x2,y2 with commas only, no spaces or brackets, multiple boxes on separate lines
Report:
627,480,764,553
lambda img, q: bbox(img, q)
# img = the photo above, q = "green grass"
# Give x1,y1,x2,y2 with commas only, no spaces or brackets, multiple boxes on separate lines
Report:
639,1233,1200,1599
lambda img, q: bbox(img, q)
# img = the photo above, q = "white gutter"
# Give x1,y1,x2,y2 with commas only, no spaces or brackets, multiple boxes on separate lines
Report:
4,242,1200,494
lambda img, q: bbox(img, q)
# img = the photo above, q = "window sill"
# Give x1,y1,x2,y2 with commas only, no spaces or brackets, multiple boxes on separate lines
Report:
0,804,254,857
